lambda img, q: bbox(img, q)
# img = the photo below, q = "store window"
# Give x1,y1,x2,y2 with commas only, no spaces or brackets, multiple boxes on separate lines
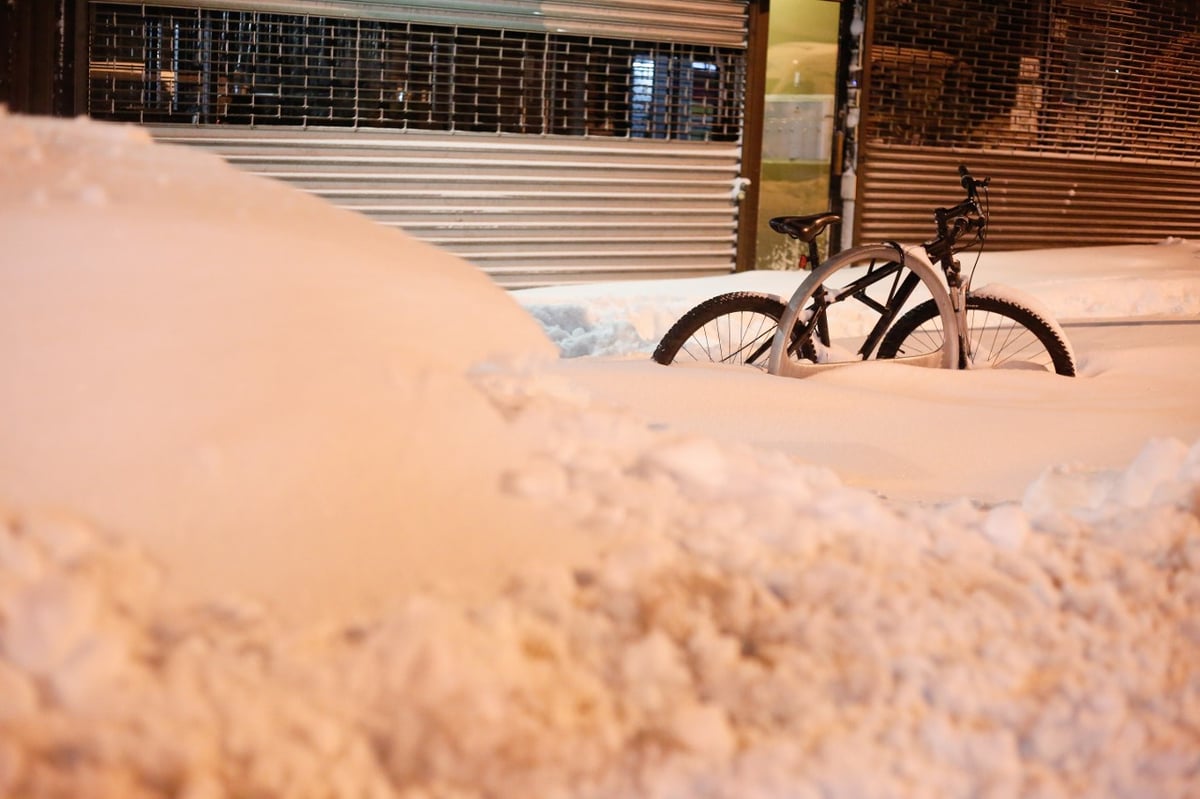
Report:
87,3,744,142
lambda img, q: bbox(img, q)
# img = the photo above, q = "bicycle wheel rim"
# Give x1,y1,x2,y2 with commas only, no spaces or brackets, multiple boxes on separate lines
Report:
654,293,787,370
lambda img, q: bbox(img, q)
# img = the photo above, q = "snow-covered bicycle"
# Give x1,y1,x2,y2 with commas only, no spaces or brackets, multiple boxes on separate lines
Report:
653,166,1075,377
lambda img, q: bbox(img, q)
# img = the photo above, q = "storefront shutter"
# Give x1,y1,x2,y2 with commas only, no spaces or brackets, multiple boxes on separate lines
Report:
851,0,1200,250
132,0,749,47
87,0,750,287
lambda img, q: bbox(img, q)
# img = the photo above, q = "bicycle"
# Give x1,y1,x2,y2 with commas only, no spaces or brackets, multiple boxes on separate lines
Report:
767,165,1074,377
650,211,839,368
653,166,1075,377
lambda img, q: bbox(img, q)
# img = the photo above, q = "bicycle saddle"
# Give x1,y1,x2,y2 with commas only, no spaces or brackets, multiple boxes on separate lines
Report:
769,212,841,243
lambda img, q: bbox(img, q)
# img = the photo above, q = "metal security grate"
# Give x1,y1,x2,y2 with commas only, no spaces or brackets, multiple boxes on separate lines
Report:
850,0,1200,250
863,0,1200,163
87,3,745,142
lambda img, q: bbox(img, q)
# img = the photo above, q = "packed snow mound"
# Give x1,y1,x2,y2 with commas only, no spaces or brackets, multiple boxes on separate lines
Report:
1,412,1197,799
3,109,1198,798
0,111,577,617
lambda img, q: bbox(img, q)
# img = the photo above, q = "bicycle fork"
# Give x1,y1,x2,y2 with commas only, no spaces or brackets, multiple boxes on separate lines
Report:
946,258,973,368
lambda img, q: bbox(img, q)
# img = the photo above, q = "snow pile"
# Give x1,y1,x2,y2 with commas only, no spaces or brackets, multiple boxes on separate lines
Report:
1,398,1197,798
2,112,1198,798
0,110,588,617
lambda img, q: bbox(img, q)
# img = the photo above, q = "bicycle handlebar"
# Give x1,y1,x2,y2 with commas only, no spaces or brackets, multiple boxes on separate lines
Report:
925,164,990,263
958,164,989,200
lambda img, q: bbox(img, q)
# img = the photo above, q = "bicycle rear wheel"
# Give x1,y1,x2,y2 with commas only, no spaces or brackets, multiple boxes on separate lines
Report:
652,292,814,369
877,293,1076,376
768,244,958,377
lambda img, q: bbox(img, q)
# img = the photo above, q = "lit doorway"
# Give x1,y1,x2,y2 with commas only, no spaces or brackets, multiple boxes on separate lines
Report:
756,0,840,269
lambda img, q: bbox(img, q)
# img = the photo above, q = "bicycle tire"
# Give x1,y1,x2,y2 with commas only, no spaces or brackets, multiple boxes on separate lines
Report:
768,243,958,378
652,291,814,369
877,293,1076,376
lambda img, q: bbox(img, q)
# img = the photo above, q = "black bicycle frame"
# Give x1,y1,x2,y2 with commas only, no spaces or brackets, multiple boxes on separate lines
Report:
793,260,923,359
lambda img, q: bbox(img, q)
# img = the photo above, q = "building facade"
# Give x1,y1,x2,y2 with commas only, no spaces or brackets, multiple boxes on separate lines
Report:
4,0,1198,279
4,0,767,287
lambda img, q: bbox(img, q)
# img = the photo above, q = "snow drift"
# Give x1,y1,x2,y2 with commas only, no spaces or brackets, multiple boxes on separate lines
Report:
0,110,593,619
1,112,1197,798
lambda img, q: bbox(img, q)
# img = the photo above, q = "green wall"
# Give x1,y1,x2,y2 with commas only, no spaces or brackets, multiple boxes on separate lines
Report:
755,0,840,269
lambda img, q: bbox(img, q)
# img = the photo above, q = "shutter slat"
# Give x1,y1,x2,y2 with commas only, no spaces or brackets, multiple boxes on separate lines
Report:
150,125,741,286
857,147,1200,250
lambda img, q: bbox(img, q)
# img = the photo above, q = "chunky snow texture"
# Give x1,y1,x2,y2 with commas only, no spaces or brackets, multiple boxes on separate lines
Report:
2,383,1198,799
2,112,1198,799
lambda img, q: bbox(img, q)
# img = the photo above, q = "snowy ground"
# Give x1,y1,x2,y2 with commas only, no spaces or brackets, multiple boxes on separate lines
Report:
515,250,1200,504
2,111,1198,798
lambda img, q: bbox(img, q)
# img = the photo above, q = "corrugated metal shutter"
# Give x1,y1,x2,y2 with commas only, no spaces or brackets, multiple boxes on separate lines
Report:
149,125,741,286
86,0,749,287
126,0,748,47
858,148,1200,250
852,0,1200,250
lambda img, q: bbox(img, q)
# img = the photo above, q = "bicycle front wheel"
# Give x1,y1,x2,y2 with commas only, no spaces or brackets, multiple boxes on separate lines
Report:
768,243,958,378
877,293,1076,376
653,291,808,369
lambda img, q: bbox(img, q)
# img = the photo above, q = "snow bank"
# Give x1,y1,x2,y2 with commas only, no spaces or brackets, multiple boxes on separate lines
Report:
1,397,1197,798
2,111,1197,798
0,110,588,618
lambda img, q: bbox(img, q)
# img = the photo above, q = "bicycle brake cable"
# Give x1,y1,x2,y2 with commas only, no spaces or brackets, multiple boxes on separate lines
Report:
964,183,989,290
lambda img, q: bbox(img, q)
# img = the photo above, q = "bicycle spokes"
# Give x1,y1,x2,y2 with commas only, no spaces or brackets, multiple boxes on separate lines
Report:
674,304,781,369
875,293,1075,375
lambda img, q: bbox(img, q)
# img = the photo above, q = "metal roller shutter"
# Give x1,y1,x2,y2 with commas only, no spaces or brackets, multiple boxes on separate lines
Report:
148,125,741,284
85,1,750,287
110,0,749,47
852,0,1200,250
857,148,1200,250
